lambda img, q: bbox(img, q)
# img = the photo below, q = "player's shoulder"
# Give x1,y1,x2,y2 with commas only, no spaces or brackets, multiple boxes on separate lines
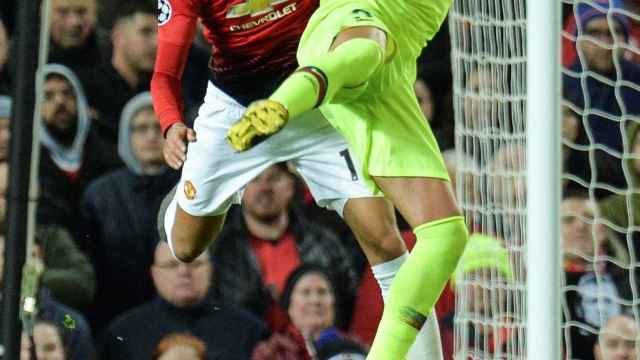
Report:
159,0,203,14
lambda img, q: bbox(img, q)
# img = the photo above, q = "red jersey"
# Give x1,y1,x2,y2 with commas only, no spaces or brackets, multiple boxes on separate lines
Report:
152,0,318,134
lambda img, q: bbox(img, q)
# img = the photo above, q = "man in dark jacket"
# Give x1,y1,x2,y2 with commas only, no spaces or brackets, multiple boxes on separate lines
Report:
80,92,178,333
100,241,267,359
77,2,157,147
563,0,640,195
212,164,357,327
37,64,119,236
0,241,95,359
47,0,104,72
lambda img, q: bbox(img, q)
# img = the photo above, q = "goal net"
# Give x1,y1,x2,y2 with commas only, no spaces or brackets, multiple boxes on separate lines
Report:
449,0,527,358
449,0,640,359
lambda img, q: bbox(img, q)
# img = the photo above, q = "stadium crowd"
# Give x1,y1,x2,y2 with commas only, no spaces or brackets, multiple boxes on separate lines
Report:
0,0,638,359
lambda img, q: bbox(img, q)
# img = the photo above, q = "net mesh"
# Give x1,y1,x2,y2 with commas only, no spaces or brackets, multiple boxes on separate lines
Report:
449,0,640,359
560,1,640,359
449,1,527,358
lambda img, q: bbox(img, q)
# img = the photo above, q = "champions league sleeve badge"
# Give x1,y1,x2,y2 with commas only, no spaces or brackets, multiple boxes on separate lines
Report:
158,0,172,26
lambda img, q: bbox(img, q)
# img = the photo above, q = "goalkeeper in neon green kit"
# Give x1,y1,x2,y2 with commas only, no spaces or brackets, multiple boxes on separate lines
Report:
228,0,468,358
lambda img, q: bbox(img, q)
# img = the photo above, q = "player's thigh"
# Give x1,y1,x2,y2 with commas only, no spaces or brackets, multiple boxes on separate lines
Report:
299,2,393,63
374,176,461,229
330,25,387,51
177,84,274,218
294,150,407,263
284,112,372,216
158,185,227,262
343,196,407,264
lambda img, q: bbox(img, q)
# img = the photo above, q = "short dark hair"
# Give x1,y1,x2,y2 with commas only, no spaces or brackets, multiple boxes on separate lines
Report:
114,1,157,25
562,187,590,201
279,264,336,310
45,72,68,83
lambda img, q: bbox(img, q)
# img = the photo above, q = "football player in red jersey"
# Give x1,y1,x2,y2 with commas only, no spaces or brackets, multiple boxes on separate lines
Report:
151,1,443,357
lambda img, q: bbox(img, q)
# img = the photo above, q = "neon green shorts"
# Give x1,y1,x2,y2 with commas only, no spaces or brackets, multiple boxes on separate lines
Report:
297,0,453,194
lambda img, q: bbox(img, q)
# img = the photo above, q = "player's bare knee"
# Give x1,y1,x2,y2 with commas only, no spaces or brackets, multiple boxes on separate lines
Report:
171,230,206,263
331,26,387,51
369,229,406,259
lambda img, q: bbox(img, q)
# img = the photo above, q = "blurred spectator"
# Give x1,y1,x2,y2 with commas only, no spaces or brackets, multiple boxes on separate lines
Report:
462,65,503,135
0,96,10,161
18,294,95,360
0,242,96,359
417,17,453,126
100,241,267,359
152,333,207,360
0,17,9,94
562,102,591,193
563,0,640,195
37,64,118,234
20,320,67,360
415,77,435,122
80,92,178,332
626,0,640,62
564,0,640,65
35,226,96,310
593,314,639,360
441,149,481,224
489,143,526,205
0,214,96,309
447,233,515,359
600,120,640,260
253,265,359,360
0,162,5,224
315,338,367,360
561,190,631,360
78,2,156,147
48,0,103,72
416,74,454,151
486,143,527,247
212,164,356,326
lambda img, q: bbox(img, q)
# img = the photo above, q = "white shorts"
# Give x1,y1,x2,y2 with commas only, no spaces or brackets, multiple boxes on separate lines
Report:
167,82,376,222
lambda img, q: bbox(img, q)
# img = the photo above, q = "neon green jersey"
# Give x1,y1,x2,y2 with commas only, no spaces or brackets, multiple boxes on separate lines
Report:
297,0,453,193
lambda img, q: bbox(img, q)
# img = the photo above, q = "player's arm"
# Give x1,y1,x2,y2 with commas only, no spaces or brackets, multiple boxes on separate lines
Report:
151,0,198,169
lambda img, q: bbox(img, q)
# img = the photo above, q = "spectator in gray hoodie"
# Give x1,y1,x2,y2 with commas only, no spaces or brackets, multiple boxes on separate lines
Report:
37,64,119,235
80,92,178,334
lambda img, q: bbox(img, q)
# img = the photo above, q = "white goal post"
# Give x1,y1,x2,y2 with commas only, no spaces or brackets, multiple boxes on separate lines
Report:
448,0,562,358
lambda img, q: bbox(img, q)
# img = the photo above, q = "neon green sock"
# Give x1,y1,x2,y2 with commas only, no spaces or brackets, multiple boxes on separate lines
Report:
270,37,384,119
367,216,468,360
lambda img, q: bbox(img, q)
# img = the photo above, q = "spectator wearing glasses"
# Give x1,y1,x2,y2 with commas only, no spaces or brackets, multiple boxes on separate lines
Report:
80,92,178,333
99,241,267,359
563,0,640,196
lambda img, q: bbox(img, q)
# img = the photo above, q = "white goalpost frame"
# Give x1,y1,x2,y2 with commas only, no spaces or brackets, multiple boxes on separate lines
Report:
526,0,563,358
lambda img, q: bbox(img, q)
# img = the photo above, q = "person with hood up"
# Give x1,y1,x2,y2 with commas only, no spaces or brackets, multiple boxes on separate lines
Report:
563,0,640,196
80,92,179,334
37,63,119,237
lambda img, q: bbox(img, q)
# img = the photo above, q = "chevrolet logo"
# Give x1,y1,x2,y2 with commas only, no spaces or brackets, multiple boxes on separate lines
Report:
226,0,289,18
